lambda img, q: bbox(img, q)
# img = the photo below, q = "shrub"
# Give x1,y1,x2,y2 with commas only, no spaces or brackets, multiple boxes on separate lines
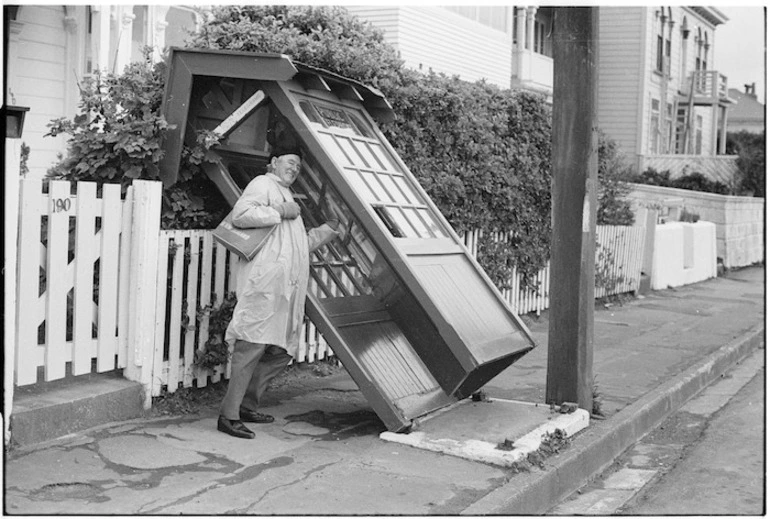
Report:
630,167,730,195
597,131,635,226
45,50,228,229
46,6,636,292
190,5,554,285
727,130,765,197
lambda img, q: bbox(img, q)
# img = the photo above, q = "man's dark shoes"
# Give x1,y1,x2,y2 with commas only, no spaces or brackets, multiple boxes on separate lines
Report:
217,416,255,439
239,408,275,423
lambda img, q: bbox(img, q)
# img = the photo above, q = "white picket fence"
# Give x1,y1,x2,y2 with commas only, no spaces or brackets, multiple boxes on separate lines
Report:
14,179,135,385
461,226,646,315
12,178,647,400
153,230,333,395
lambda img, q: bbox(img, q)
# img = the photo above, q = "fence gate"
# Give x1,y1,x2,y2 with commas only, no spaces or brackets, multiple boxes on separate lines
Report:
14,178,134,385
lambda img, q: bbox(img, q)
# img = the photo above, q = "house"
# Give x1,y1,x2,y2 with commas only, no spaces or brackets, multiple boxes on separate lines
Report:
596,7,736,182
726,84,765,134
344,6,514,90
4,5,200,179
349,6,736,181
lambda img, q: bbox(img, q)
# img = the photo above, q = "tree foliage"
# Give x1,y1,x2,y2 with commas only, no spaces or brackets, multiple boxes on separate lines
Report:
727,130,765,197
46,51,228,229
46,6,636,289
597,131,635,226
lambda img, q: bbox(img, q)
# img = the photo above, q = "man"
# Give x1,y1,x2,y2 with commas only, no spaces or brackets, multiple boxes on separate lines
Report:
218,142,340,439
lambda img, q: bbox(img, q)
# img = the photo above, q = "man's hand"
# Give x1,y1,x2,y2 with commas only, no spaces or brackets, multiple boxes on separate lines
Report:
275,201,301,220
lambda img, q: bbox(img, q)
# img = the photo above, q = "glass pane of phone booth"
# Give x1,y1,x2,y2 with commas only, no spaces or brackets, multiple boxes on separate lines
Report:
289,92,536,398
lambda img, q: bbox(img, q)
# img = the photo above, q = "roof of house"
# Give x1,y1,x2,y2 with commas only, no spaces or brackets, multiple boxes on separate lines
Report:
728,88,765,122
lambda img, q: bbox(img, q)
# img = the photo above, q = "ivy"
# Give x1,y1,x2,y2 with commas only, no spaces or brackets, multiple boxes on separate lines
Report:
194,292,238,371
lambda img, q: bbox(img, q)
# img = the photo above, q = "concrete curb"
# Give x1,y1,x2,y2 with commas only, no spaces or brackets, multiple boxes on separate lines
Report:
462,323,765,515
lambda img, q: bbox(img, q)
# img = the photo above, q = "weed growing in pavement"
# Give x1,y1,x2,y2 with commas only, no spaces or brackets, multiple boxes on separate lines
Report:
508,428,571,473
592,376,605,418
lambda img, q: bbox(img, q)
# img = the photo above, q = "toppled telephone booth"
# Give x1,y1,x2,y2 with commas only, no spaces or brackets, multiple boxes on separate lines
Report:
159,48,537,432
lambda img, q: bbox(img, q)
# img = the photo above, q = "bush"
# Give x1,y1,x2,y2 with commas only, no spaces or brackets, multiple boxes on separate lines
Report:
727,130,765,197
46,6,636,291
597,131,635,226
190,5,554,285
45,50,228,229
631,167,730,195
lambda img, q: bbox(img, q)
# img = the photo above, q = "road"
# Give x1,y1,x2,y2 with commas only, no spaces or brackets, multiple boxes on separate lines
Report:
549,347,765,515
620,366,765,515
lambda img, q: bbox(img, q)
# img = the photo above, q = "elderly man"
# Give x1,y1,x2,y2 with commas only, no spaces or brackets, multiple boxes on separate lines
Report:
218,142,340,439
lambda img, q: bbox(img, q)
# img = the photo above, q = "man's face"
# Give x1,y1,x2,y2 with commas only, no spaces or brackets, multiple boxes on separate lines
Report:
273,154,302,186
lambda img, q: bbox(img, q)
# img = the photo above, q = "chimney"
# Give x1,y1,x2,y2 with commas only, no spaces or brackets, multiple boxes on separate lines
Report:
744,83,757,97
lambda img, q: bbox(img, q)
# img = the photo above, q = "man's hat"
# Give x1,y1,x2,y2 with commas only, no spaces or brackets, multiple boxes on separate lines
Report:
269,141,302,160
267,121,302,160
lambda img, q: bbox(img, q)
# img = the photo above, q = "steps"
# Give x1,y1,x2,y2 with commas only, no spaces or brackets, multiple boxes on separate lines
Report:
10,371,145,448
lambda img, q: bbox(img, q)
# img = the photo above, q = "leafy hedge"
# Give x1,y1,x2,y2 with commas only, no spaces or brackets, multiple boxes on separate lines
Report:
727,130,765,197
631,168,730,195
46,52,228,229
46,5,634,289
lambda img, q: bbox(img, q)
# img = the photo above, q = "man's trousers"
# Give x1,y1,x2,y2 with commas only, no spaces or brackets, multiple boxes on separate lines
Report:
219,340,292,420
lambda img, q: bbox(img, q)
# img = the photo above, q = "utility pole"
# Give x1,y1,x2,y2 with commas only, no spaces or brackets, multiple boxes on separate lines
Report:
546,7,598,411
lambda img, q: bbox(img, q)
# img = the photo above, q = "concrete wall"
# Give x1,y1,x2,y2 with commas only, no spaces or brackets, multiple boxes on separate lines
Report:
651,221,717,289
627,184,764,268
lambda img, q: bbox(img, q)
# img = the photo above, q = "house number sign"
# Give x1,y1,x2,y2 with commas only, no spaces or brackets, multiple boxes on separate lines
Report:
52,197,72,213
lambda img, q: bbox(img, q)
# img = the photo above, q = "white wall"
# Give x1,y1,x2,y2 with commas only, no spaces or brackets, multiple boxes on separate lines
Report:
11,6,71,179
627,183,764,268
651,221,717,289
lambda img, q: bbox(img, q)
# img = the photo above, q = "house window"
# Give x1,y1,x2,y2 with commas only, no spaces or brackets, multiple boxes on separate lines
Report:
85,6,94,74
131,6,148,62
655,7,665,73
650,98,661,153
165,7,198,49
445,6,509,33
663,103,674,153
695,115,703,154
534,19,546,54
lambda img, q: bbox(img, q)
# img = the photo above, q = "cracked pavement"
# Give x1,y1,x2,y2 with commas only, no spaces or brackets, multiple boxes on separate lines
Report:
5,380,506,515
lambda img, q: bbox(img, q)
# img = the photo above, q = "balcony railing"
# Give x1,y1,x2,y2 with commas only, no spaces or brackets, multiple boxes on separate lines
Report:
691,70,729,99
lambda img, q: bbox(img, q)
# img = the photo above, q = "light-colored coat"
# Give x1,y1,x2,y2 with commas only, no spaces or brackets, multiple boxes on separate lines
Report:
225,173,337,357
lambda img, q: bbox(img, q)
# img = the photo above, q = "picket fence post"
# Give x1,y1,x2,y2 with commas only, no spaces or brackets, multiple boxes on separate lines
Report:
4,140,21,446
124,180,162,408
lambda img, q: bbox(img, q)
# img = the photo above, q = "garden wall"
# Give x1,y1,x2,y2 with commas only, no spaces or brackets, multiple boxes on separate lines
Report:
637,154,738,185
626,183,764,269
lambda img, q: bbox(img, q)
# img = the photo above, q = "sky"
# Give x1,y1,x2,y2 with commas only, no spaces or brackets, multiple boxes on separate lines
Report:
713,5,767,102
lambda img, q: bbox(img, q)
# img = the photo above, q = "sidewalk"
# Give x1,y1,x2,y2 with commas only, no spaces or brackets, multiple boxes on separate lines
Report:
4,266,764,515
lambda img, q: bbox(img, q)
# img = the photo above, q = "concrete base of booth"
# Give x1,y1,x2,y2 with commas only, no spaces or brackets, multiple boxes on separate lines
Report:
380,398,589,467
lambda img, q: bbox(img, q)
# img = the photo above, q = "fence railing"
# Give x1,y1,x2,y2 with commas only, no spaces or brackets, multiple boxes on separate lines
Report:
14,178,647,398
461,225,646,315
153,230,333,395
14,179,134,386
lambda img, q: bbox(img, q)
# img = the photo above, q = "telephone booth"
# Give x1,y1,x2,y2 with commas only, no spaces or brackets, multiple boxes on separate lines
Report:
159,48,537,431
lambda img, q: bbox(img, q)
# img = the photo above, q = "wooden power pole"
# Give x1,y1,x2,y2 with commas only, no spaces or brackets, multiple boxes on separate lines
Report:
546,7,598,411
